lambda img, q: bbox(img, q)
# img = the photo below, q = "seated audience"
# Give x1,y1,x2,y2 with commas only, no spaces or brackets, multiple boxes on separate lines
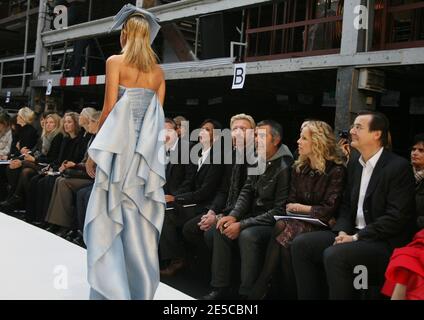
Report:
0,113,62,213
0,112,12,160
43,111,101,236
203,120,293,300
291,111,416,300
159,119,225,277
182,113,256,258
0,112,12,200
249,120,346,299
381,133,424,300
27,112,86,223
10,107,38,157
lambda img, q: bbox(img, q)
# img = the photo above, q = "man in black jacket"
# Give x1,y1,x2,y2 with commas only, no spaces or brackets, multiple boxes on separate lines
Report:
203,120,293,300
160,119,225,276
291,111,416,300
182,114,256,259
163,118,195,200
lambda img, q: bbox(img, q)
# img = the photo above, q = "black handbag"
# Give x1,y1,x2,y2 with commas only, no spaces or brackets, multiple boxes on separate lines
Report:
62,168,92,180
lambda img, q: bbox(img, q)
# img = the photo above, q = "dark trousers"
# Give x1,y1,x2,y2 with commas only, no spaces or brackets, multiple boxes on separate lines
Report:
76,184,93,231
211,225,273,296
182,213,214,251
0,166,8,201
248,227,297,300
159,204,204,261
291,230,392,300
26,174,44,221
5,166,21,196
45,177,93,228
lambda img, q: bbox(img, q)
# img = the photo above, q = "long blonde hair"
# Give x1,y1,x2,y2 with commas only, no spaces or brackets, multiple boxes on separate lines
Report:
42,113,62,138
121,14,157,73
294,121,345,174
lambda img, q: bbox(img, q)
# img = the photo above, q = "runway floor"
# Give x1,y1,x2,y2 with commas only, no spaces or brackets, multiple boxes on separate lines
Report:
0,212,193,300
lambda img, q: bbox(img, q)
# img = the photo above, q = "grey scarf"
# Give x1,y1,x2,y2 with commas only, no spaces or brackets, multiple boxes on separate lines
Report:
41,130,59,155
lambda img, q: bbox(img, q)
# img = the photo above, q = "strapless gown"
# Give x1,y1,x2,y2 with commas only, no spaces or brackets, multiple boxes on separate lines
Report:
84,85,166,299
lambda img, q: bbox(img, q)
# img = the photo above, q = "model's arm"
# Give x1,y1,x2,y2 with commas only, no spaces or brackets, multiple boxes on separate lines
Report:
157,70,166,107
86,56,119,177
98,56,120,130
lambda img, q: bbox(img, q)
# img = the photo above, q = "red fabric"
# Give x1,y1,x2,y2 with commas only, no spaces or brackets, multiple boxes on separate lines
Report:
382,229,424,300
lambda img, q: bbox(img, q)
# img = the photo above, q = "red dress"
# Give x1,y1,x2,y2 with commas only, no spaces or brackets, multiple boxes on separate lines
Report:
381,229,424,300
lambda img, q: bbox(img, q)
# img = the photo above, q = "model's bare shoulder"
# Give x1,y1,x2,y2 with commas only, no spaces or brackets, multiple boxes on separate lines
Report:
153,64,165,79
106,54,124,66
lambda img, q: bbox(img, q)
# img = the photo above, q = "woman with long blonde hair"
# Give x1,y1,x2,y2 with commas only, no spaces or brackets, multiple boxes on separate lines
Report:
249,120,347,300
84,4,166,300
0,113,63,213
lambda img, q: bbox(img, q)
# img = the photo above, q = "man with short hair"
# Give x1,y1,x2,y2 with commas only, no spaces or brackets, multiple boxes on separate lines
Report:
203,120,293,300
291,111,416,300
160,119,225,277
182,113,256,255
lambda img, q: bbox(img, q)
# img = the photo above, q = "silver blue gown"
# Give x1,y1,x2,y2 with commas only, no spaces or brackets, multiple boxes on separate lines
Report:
84,85,166,299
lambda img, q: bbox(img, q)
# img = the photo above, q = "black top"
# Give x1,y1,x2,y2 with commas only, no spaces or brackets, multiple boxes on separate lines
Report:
36,133,64,164
10,124,38,156
333,149,416,248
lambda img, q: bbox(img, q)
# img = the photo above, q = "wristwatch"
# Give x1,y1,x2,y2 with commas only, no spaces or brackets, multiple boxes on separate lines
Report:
352,233,359,241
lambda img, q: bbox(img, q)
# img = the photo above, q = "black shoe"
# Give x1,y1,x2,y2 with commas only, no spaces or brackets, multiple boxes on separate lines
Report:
72,235,86,248
202,288,230,300
0,195,22,213
32,221,48,229
45,224,60,233
64,230,78,241
55,227,70,238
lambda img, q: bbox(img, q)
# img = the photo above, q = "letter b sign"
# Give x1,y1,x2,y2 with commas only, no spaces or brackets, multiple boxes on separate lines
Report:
232,63,246,90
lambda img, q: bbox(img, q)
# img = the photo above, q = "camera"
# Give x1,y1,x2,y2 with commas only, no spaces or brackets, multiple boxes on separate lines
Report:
338,130,349,140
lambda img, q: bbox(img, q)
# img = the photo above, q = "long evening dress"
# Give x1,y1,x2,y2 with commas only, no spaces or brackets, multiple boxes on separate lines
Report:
84,85,166,299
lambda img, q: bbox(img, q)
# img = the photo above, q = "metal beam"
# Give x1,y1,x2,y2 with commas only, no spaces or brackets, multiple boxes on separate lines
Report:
340,0,364,55
165,47,424,80
31,47,424,87
41,0,273,46
0,7,39,26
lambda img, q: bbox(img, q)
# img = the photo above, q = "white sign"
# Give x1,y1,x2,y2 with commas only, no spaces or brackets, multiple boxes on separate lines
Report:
5,91,11,104
46,79,53,96
232,63,246,90
53,5,68,30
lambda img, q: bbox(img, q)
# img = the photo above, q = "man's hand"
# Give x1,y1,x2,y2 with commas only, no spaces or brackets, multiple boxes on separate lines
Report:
286,203,309,214
9,159,22,169
165,195,175,203
198,210,216,231
86,157,96,178
223,222,241,240
216,215,236,232
334,233,355,245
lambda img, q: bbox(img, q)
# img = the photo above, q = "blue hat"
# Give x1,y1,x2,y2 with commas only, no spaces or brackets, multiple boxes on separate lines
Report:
109,3,161,44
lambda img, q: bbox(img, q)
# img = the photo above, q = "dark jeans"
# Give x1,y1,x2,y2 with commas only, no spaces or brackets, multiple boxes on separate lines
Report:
182,213,215,251
159,204,206,261
291,230,392,300
211,225,273,296
76,184,93,231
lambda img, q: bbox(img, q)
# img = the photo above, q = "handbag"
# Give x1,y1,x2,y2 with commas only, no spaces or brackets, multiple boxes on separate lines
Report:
62,168,92,180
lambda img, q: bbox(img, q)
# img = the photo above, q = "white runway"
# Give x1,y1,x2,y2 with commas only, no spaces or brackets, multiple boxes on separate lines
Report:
0,213,193,300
